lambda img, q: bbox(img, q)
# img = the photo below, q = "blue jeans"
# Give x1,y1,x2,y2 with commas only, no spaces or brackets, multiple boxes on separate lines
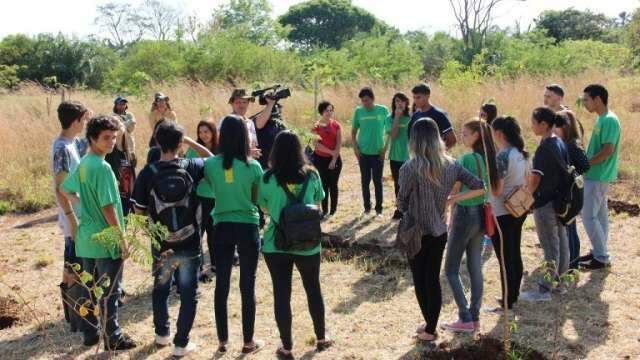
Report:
81,257,123,343
358,154,384,212
64,236,78,265
445,205,484,322
213,222,260,343
567,222,580,269
582,180,610,263
152,249,201,347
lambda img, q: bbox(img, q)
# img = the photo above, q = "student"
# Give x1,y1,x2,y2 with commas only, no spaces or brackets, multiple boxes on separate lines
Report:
186,120,219,280
132,122,212,357
383,93,411,220
148,92,177,131
258,131,334,359
479,103,497,125
442,120,498,332
312,101,342,217
105,118,135,216
578,84,621,270
484,116,530,313
409,83,457,148
543,84,567,112
146,119,172,164
52,101,89,281
554,110,590,269
521,107,571,302
61,115,136,350
351,87,389,216
204,115,265,355
397,118,483,342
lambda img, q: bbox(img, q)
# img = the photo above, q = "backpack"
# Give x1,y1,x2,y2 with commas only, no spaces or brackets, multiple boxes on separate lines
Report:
550,143,584,225
148,160,200,245
273,174,323,251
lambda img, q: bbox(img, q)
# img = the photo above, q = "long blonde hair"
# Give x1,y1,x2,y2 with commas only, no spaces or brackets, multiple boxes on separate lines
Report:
409,117,453,186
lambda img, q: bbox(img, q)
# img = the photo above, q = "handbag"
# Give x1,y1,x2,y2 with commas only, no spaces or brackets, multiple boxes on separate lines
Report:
504,186,534,218
473,154,496,237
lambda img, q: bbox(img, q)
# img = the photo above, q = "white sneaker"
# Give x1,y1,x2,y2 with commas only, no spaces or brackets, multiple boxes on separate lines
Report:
155,334,171,347
519,290,551,302
173,342,197,357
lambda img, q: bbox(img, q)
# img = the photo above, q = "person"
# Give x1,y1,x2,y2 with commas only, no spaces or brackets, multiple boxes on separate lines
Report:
351,87,389,216
61,115,136,350
204,115,265,355
383,93,411,220
479,103,497,125
132,122,212,357
578,84,621,270
396,118,483,342
111,96,137,167
51,101,89,282
543,84,567,112
442,120,499,332
484,116,530,314
105,116,136,216
554,110,590,269
147,119,172,164
186,120,219,280
312,101,342,217
521,107,571,302
258,131,334,359
224,89,261,159
252,91,285,170
148,93,177,144
409,83,457,148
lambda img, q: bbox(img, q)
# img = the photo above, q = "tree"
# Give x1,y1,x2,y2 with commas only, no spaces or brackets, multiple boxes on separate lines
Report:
140,0,182,41
405,31,462,77
624,8,640,67
94,2,147,49
279,0,383,49
213,0,280,45
534,8,615,42
449,0,507,63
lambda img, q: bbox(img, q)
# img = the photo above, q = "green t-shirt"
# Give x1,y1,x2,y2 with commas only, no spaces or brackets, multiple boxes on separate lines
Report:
352,104,389,155
186,148,214,198
585,111,621,183
204,155,263,225
62,153,124,259
385,115,410,162
458,152,488,207
258,171,325,256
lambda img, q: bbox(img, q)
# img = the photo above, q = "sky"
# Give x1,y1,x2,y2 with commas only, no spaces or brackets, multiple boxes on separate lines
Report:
0,0,638,38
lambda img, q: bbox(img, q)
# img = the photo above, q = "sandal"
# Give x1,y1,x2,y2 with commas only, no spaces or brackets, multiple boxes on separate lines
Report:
276,347,294,360
415,331,437,343
416,323,427,334
241,339,265,354
316,339,334,352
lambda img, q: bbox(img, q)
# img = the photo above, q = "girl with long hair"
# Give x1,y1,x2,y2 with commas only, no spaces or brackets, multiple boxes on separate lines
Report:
312,101,343,217
396,118,483,342
383,92,411,220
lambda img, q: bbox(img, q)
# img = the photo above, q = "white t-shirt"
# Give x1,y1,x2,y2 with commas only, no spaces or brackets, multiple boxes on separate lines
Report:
490,147,529,217
50,136,87,237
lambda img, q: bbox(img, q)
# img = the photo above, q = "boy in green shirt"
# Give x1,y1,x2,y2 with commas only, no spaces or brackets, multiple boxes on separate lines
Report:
62,115,136,351
351,87,389,216
578,84,621,270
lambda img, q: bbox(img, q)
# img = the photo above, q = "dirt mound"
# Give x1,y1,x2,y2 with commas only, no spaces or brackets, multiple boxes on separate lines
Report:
422,337,548,360
0,296,21,330
609,199,640,217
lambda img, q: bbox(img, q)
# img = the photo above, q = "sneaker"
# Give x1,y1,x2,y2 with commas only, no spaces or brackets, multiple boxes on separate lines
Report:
576,253,594,263
241,339,265,354
83,335,100,347
579,259,610,270
519,290,551,302
361,209,372,217
392,210,403,220
105,334,137,351
199,271,213,283
440,319,474,333
173,342,197,357
376,211,383,218
155,334,171,347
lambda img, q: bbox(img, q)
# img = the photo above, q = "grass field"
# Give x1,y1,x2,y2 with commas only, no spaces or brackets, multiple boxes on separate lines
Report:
1,150,639,359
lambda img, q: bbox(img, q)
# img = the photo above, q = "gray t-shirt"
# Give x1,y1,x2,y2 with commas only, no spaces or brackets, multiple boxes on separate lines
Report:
51,136,87,237
490,147,529,217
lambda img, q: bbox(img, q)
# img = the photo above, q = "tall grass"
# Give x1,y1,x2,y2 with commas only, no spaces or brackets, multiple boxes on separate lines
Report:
1,71,639,213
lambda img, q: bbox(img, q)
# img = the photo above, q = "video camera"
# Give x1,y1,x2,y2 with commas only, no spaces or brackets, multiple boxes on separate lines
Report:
252,84,291,106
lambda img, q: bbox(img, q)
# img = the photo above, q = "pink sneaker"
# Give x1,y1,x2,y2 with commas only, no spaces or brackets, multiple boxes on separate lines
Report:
441,319,474,333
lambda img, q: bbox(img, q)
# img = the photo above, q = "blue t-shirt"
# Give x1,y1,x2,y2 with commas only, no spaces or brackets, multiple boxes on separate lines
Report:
408,105,453,140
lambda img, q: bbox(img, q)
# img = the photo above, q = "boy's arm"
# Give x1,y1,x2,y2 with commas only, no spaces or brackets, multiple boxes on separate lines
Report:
184,136,213,158
56,172,78,240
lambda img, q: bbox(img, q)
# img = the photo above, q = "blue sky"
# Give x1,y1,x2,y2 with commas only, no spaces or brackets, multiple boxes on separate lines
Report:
1,0,638,38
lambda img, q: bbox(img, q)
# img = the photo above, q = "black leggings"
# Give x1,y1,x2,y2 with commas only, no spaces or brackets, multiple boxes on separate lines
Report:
313,155,342,215
264,252,325,350
199,196,216,271
408,233,447,335
390,160,404,202
491,214,526,308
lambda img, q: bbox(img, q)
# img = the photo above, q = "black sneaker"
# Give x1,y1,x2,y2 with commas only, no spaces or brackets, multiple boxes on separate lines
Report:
579,259,610,270
576,253,594,263
392,210,403,220
105,334,137,351
83,335,100,347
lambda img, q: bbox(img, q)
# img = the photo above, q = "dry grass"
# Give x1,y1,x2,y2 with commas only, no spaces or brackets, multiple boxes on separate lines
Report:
0,151,639,359
1,71,640,212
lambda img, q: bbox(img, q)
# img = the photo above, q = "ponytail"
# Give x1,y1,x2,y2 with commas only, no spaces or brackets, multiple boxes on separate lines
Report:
532,106,563,128
463,120,500,192
491,116,529,159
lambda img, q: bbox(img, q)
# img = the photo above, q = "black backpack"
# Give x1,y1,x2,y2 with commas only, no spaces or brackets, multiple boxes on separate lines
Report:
148,160,200,245
273,174,323,251
551,143,585,225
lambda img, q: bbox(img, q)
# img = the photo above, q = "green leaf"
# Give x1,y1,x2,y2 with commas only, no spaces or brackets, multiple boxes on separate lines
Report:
100,276,111,289
93,286,104,300
80,271,93,284
72,263,81,272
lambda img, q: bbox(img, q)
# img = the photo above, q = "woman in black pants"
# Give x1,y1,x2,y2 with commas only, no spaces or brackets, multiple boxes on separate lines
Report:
258,131,333,359
312,101,342,217
486,116,530,312
397,118,483,342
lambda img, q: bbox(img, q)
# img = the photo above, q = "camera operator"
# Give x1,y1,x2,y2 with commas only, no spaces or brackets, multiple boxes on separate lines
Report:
252,89,286,170
223,89,262,160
